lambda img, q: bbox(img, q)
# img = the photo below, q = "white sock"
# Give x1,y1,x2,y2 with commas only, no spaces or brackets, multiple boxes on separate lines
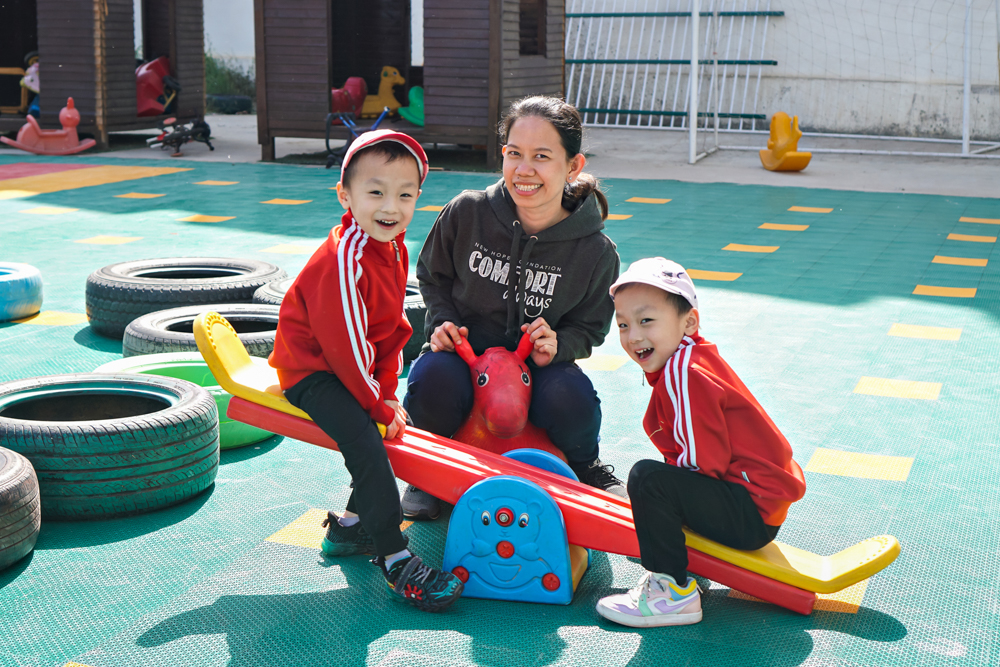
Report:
384,549,412,569
338,511,359,527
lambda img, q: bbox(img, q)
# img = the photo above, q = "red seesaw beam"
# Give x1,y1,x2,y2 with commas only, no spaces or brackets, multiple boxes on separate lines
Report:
228,397,817,615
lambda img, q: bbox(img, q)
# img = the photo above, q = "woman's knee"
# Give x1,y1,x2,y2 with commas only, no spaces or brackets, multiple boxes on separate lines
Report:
404,351,473,434
530,363,600,426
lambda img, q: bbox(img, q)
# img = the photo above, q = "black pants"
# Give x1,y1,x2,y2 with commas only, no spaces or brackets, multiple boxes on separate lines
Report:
285,371,407,557
628,459,780,583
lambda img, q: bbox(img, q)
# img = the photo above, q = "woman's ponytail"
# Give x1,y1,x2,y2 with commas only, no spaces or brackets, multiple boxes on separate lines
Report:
563,172,609,221
500,95,609,220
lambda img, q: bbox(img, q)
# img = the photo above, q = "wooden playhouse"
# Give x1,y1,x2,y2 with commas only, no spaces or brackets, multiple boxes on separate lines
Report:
0,0,205,146
253,0,565,165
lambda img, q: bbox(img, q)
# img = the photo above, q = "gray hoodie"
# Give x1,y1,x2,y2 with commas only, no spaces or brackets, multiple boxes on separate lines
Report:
416,179,620,364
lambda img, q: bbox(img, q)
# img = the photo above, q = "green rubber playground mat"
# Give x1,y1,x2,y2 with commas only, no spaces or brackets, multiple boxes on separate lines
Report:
1,155,999,666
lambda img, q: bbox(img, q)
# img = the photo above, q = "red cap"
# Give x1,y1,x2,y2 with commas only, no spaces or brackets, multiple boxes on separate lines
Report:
339,129,430,185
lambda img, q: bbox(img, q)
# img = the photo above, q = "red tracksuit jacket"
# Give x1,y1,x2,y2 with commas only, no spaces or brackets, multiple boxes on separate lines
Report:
644,332,806,525
269,211,412,426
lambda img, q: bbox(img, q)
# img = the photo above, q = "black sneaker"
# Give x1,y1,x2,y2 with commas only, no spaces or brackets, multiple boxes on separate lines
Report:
572,459,628,499
400,484,442,521
375,554,463,612
320,511,408,557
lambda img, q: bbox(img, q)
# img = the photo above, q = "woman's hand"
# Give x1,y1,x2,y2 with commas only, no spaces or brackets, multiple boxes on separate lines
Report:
522,317,557,367
383,400,408,439
429,321,470,353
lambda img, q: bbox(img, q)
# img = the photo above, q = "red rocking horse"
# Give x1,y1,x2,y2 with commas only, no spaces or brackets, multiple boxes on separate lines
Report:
452,333,566,461
0,97,96,155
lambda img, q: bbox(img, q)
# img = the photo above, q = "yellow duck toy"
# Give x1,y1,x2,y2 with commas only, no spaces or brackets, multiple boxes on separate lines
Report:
759,111,812,172
361,66,405,118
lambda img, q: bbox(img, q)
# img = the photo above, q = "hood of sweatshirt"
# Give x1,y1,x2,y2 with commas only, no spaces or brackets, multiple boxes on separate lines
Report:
485,180,607,337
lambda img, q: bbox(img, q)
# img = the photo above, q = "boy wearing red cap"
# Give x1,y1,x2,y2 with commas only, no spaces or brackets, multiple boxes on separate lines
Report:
595,257,806,627
269,130,463,611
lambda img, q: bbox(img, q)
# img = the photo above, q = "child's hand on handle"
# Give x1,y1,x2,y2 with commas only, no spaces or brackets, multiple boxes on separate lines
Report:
429,321,469,353
522,317,557,367
383,400,408,439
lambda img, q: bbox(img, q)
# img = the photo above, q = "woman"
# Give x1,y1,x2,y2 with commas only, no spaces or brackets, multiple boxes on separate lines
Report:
402,96,624,519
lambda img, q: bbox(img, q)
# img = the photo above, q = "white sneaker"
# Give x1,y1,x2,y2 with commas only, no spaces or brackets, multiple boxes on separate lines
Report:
596,572,702,627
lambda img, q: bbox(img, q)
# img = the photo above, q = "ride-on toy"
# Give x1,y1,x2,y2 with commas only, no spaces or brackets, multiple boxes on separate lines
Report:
147,117,214,156
193,311,900,615
760,111,812,171
0,98,96,156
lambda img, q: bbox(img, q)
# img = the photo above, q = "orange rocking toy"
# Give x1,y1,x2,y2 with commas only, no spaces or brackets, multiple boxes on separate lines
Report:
759,111,811,172
0,97,96,156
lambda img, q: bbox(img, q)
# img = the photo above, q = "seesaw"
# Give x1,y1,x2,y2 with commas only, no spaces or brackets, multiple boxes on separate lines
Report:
194,311,899,615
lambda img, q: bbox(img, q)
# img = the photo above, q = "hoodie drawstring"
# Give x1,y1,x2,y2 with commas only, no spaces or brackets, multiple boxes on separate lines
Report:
505,220,539,338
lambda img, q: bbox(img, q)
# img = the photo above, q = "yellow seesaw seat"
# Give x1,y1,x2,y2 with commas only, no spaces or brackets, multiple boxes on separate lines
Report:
195,311,899,595
192,311,386,433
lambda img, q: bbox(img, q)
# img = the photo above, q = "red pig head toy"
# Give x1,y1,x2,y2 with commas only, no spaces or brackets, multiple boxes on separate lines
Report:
451,332,566,461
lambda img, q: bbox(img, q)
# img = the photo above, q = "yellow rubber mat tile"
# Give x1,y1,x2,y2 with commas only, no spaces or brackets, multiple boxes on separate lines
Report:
723,243,779,253
0,166,190,194
787,206,833,213
74,235,142,245
947,233,996,243
417,205,444,211
854,376,941,401
64,662,98,667
266,508,412,549
178,214,235,223
959,216,1000,225
261,243,322,254
195,180,239,186
728,579,867,613
607,214,632,220
913,285,976,298
759,223,808,231
0,189,38,200
20,206,78,215
262,198,312,205
625,197,671,204
804,447,914,481
12,311,89,326
576,355,630,371
932,255,987,267
688,269,742,281
888,323,961,341
114,192,165,199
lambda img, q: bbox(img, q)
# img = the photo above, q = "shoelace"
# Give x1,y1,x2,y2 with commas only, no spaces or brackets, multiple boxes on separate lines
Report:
584,462,621,489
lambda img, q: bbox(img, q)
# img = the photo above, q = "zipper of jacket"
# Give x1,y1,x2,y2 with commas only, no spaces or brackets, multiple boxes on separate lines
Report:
391,239,404,290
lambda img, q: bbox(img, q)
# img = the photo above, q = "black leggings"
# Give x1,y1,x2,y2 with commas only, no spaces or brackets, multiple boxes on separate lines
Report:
628,460,780,583
284,372,407,557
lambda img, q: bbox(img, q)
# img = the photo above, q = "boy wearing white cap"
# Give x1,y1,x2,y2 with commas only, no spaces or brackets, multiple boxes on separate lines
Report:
270,130,463,611
595,257,805,627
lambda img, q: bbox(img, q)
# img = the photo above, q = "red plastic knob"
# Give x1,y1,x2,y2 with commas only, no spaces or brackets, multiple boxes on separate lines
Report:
452,566,469,582
496,540,514,558
542,573,560,591
496,507,514,527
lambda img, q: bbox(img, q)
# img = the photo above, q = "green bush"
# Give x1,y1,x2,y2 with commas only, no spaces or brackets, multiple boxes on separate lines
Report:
205,54,255,99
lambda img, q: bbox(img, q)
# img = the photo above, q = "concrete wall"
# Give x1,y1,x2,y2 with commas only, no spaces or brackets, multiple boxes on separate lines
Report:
567,0,1000,139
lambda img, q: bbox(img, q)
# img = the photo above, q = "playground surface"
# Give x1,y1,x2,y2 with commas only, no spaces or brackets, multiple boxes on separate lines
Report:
1,154,998,666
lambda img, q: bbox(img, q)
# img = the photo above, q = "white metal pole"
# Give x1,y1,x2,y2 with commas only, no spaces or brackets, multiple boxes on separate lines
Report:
962,0,971,155
996,0,1000,118
689,0,700,164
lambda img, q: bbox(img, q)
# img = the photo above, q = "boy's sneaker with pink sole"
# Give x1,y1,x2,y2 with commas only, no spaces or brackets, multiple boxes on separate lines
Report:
596,572,702,627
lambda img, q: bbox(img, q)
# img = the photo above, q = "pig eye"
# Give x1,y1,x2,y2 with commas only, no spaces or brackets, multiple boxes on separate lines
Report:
521,372,530,386
481,511,491,525
477,373,489,387
518,513,529,528
496,507,514,527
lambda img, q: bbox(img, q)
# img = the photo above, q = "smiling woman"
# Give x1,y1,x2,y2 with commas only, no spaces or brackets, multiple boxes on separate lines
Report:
401,96,626,520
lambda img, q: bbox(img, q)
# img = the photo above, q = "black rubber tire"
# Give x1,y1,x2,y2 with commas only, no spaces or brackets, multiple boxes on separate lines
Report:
403,280,426,363
123,303,280,358
0,262,43,323
252,278,294,306
0,373,219,520
0,448,41,572
86,257,287,339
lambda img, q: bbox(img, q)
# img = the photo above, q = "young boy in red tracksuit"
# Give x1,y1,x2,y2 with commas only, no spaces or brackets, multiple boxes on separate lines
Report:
595,257,806,627
269,130,463,612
